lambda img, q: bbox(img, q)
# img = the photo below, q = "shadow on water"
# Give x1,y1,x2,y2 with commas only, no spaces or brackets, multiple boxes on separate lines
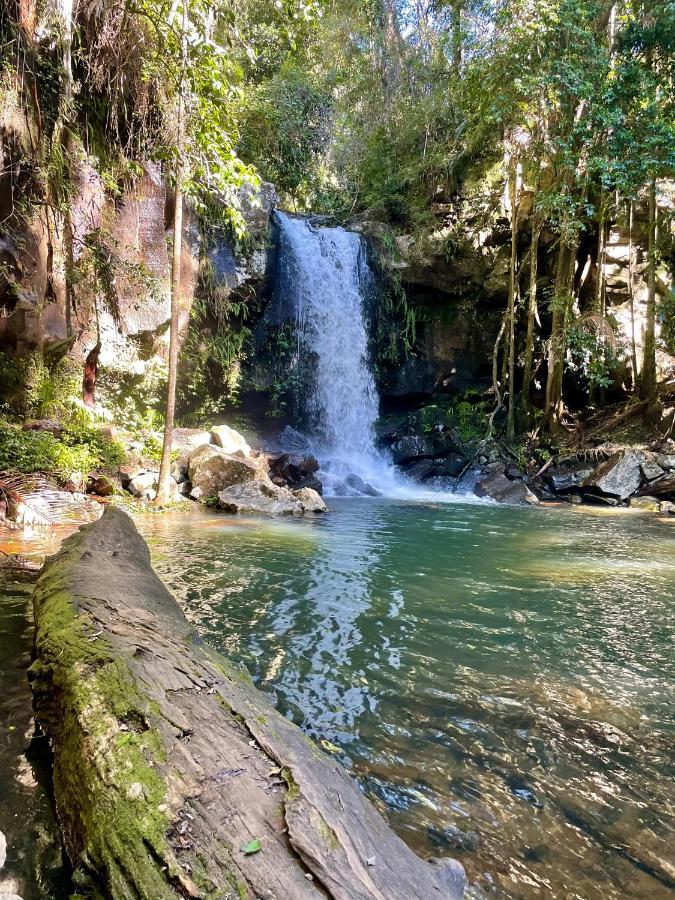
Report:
0,573,70,899
140,500,675,900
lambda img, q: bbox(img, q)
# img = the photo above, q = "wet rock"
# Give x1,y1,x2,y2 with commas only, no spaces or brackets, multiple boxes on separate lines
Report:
293,487,327,513
640,455,665,482
171,428,211,452
429,858,467,897
86,475,115,497
474,473,539,506
629,496,660,511
581,451,642,500
188,445,263,498
278,425,310,452
217,479,303,516
428,825,480,853
546,464,594,493
402,458,438,481
441,452,468,478
267,453,322,493
641,473,675,497
345,474,382,496
210,424,251,457
294,475,323,495
391,435,434,464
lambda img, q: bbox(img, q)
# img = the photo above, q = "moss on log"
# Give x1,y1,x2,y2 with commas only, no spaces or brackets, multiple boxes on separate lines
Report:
30,507,465,900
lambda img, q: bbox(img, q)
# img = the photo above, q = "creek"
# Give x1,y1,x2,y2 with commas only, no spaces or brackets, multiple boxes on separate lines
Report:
137,500,675,899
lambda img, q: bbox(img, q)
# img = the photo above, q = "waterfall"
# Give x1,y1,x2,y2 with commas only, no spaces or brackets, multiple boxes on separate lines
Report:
274,213,393,495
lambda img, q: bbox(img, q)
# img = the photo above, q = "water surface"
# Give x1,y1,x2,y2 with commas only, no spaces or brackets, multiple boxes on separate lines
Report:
140,499,675,899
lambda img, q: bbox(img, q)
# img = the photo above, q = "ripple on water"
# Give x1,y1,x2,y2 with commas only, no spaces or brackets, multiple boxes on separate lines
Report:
138,501,675,900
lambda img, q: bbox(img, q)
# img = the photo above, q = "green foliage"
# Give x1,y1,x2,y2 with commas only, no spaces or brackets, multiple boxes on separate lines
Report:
566,323,620,391
0,353,81,419
658,288,675,355
0,420,125,477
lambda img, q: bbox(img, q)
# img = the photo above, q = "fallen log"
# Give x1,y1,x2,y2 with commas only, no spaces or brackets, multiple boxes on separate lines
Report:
30,507,465,900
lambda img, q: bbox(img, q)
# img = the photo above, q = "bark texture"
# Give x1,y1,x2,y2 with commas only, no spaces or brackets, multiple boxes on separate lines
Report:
30,507,465,900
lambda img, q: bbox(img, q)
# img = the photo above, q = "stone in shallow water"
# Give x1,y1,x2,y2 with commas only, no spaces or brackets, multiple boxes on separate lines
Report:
292,487,327,513
218,479,303,516
581,451,642,500
474,473,539,505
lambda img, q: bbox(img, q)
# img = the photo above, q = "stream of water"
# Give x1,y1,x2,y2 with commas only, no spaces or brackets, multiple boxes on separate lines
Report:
139,501,675,900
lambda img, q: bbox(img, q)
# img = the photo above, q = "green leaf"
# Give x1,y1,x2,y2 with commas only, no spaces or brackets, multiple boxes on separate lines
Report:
241,838,262,855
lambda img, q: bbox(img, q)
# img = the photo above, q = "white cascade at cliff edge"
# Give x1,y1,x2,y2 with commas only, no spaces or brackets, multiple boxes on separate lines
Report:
274,212,429,498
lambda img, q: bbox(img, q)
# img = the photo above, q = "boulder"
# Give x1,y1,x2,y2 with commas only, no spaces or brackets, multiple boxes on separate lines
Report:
345,474,382,497
217,479,303,516
581,452,642,500
22,419,64,438
210,424,252,457
640,473,675,497
293,487,328,513
474,473,539,505
277,425,310,451
546,464,594,493
639,455,665,482
171,428,211,452
657,454,675,470
391,435,434,463
188,444,263,498
128,471,158,499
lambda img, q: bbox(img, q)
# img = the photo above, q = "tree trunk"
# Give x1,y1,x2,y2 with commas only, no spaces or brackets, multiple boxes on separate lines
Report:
450,0,463,73
544,241,577,430
627,201,639,390
506,158,521,442
156,2,187,504
521,220,540,409
639,174,658,402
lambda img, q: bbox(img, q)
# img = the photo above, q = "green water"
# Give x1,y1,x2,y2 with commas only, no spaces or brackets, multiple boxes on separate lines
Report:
140,499,675,900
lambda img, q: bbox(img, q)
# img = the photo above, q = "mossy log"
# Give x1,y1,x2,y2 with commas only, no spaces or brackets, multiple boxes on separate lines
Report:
30,507,465,900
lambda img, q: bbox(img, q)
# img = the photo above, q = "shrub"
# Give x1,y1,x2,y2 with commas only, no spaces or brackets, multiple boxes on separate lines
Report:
0,420,125,478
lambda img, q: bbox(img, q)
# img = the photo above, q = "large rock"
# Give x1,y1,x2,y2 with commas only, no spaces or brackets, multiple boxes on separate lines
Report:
581,452,643,500
210,424,251,457
171,428,211,452
390,435,434,463
188,444,263,498
546,464,594,493
641,473,675,497
217,480,303,516
292,488,328,513
474,473,539,505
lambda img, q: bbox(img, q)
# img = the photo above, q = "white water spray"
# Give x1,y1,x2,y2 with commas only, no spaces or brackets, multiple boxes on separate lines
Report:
274,213,464,500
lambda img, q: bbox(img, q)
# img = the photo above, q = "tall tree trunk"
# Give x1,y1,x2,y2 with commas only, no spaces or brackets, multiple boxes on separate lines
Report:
61,0,75,338
639,174,658,402
450,0,463,73
156,1,187,505
506,158,521,442
627,201,639,390
521,218,540,409
544,241,577,431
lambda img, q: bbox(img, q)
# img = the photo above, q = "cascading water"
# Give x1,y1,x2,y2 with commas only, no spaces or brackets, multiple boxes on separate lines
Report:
273,212,403,496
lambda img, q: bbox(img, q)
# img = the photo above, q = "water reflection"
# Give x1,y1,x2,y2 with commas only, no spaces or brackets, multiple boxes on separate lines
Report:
139,501,675,899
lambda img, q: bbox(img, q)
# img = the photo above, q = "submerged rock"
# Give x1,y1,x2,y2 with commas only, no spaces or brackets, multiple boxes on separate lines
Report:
474,473,539,506
217,479,303,516
345,474,381,496
188,444,263,498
